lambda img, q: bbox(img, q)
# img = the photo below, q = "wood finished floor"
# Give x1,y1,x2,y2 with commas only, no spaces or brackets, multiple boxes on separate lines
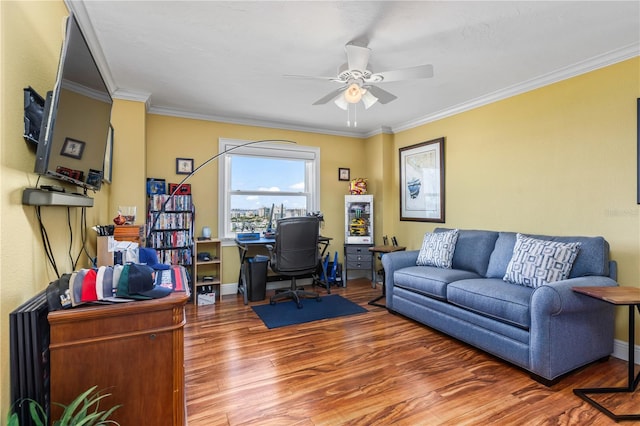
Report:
184,278,639,425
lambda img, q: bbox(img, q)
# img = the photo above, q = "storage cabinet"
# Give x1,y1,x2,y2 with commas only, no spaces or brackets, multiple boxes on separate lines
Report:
345,195,373,244
48,293,189,425
344,243,374,281
193,238,222,305
146,194,194,267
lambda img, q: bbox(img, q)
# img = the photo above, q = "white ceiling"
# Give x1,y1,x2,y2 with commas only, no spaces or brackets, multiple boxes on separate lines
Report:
67,1,640,138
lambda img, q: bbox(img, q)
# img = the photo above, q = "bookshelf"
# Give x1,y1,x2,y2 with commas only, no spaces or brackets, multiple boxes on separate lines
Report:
193,238,222,306
146,194,194,267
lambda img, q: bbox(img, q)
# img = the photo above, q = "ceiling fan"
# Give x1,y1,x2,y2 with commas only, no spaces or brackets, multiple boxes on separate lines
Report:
285,42,434,111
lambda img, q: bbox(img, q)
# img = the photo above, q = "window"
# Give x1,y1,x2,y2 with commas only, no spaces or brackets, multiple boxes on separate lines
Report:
218,138,320,240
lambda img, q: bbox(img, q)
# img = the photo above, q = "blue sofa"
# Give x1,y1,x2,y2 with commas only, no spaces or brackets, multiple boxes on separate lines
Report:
382,228,618,384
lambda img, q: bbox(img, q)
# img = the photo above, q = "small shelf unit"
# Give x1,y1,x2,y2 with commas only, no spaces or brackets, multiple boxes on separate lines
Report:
193,238,223,305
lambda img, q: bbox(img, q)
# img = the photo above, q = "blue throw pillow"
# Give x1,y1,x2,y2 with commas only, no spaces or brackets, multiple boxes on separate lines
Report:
416,229,459,269
503,233,581,288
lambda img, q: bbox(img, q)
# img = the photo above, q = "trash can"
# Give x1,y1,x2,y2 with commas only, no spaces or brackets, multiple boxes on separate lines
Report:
245,255,269,301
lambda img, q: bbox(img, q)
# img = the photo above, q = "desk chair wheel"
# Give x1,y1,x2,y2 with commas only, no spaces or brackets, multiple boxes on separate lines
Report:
297,301,303,309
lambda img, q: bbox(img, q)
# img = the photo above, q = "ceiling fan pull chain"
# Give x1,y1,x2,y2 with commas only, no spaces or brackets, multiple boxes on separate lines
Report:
354,104,357,127
347,104,351,127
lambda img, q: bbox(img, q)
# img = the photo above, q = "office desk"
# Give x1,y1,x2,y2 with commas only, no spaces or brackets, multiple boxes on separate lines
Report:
235,236,331,305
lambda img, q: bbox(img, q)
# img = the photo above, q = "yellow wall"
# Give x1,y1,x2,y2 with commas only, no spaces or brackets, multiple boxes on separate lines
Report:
388,57,640,344
145,115,366,285
2,0,639,418
109,99,147,222
1,0,109,416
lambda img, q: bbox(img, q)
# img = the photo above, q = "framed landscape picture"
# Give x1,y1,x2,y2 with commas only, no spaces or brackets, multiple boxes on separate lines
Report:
399,137,445,222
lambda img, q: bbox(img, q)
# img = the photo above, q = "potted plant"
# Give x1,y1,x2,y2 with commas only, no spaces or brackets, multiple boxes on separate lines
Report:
7,386,120,426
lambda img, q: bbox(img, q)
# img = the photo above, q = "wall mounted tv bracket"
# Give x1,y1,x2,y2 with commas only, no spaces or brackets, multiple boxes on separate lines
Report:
23,87,45,149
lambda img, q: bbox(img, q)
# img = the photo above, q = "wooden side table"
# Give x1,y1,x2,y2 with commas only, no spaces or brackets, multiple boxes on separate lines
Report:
572,286,640,422
368,245,406,307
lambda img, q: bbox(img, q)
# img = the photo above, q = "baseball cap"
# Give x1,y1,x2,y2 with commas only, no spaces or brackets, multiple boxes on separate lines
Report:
81,269,98,303
71,269,88,307
118,264,172,299
95,266,107,300
112,264,123,296
46,273,72,311
138,247,170,270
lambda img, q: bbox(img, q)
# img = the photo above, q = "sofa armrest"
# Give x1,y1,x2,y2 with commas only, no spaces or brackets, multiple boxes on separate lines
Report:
531,276,618,316
381,250,419,309
530,276,617,380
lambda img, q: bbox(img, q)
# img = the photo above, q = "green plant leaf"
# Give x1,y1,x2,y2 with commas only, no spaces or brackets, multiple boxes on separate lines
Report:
27,400,46,426
50,386,120,426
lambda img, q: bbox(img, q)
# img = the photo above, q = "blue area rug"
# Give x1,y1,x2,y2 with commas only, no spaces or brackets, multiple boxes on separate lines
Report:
252,294,368,329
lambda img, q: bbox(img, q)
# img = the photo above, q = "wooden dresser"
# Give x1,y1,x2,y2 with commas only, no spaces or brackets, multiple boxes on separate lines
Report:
48,292,188,425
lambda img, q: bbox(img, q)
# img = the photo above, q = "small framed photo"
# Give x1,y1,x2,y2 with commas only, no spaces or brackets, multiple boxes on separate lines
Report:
338,167,350,181
176,158,194,175
60,137,85,159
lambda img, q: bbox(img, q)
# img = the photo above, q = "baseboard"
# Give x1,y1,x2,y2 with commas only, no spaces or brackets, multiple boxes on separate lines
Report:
221,282,237,296
612,338,640,365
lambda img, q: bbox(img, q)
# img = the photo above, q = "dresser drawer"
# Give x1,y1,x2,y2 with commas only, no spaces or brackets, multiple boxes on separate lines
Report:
345,246,371,255
346,260,372,270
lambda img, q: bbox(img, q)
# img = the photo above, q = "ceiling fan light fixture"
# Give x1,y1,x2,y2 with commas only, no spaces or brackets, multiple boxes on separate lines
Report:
334,95,348,110
362,90,378,109
344,83,363,103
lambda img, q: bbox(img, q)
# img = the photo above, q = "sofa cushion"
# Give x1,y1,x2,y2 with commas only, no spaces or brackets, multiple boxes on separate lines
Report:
447,278,534,329
416,229,459,268
503,234,581,288
436,228,499,275
486,232,610,279
394,266,480,300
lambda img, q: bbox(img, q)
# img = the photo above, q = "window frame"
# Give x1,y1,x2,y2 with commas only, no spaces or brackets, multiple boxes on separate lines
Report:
218,138,320,242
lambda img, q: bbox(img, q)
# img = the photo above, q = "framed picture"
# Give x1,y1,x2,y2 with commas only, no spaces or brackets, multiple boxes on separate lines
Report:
176,158,194,175
103,125,114,183
338,167,350,181
60,137,85,159
399,137,445,222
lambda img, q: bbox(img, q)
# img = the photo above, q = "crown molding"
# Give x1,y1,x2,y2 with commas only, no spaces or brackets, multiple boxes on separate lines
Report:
64,0,116,96
147,44,638,140
67,1,638,141
146,105,364,138
392,44,640,134
112,90,151,109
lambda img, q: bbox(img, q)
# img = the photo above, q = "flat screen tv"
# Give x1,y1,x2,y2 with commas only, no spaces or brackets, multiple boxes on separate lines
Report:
35,13,112,192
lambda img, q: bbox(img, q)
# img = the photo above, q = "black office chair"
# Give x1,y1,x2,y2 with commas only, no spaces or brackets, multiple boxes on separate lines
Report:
268,216,322,308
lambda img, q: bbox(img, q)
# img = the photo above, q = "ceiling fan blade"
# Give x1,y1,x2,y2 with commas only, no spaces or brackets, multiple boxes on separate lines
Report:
368,64,434,83
345,43,371,72
366,85,397,104
312,87,346,105
283,74,341,82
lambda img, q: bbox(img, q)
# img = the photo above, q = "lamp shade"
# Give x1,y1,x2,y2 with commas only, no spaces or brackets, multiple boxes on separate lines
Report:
334,95,348,110
343,83,363,103
362,90,378,109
